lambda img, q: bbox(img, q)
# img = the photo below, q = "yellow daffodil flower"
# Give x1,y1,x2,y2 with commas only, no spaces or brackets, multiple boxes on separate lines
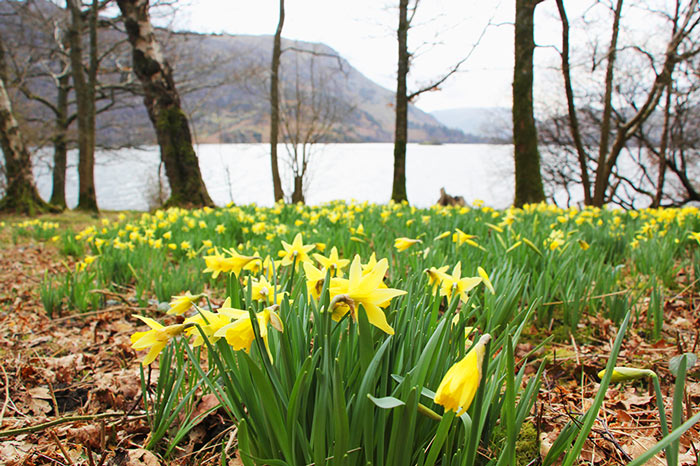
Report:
434,231,451,241
303,261,326,301
425,266,449,292
279,233,315,269
329,255,407,334
167,291,199,315
689,232,700,245
361,253,379,275
434,334,491,415
213,305,283,359
477,267,495,294
203,248,260,279
313,246,350,277
452,228,476,246
394,237,422,252
130,316,186,365
182,297,246,346
439,262,482,304
248,275,287,305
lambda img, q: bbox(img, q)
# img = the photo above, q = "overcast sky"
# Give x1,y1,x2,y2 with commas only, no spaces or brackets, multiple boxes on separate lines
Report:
169,0,530,112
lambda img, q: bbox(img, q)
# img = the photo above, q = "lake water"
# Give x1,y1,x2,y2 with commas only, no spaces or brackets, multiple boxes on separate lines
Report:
33,143,517,211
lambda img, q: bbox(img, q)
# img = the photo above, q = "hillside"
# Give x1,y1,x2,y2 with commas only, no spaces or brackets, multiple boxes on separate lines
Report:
430,107,512,143
157,32,473,144
0,1,475,145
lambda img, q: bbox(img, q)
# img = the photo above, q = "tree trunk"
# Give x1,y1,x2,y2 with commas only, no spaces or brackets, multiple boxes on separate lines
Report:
291,174,304,204
591,0,624,206
652,85,672,207
269,0,285,203
67,0,98,212
555,0,592,205
117,0,213,208
512,0,545,207
0,40,50,214
391,0,409,203
49,72,70,210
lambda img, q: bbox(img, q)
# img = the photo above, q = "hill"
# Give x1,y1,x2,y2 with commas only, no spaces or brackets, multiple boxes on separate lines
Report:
0,1,476,145
430,107,512,143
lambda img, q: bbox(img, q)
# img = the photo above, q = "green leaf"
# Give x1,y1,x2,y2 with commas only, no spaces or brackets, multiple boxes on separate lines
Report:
669,352,697,377
367,394,406,409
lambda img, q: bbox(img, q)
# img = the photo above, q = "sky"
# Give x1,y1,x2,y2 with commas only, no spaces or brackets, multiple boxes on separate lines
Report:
168,0,524,113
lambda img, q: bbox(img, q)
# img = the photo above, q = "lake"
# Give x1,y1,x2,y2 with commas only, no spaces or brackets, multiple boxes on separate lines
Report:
33,143,516,211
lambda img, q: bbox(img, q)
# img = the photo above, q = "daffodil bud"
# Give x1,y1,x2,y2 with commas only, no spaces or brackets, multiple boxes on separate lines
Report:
598,366,656,383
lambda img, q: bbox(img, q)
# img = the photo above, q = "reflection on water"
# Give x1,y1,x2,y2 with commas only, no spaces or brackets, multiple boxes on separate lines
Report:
33,143,515,211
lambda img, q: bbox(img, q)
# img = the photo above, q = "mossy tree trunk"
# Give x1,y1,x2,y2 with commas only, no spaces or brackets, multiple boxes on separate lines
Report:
117,0,213,208
269,0,285,203
512,0,545,207
391,0,410,204
0,40,50,215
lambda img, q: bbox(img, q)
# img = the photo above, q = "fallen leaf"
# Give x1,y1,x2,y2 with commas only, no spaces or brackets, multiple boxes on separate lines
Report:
127,448,162,466
627,436,664,465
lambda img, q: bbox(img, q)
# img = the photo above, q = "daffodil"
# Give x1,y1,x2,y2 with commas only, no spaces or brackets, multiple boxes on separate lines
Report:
303,261,326,301
439,262,482,304
598,366,656,383
205,247,261,278
434,334,491,415
329,255,406,334
477,267,495,294
425,266,449,292
279,233,315,269
452,229,475,246
688,232,700,245
394,237,422,252
183,298,244,346
361,253,379,275
247,275,287,305
130,316,186,365
313,246,350,277
434,231,451,241
214,305,284,358
167,291,199,315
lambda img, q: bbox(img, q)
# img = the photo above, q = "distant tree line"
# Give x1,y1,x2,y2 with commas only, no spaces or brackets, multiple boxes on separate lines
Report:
1,0,698,214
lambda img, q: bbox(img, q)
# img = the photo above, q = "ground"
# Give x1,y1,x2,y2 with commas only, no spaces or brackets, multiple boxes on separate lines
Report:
0,213,698,465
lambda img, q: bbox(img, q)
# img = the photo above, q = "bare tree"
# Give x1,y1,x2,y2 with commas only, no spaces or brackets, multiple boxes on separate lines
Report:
279,47,352,203
552,0,700,207
269,0,285,203
116,0,213,208
391,0,475,203
66,0,99,212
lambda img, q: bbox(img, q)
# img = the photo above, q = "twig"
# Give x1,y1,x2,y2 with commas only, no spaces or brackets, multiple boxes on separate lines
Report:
0,362,9,426
34,451,69,466
595,418,633,462
50,430,74,466
49,305,138,324
48,382,60,418
570,331,581,366
542,289,629,306
0,411,144,438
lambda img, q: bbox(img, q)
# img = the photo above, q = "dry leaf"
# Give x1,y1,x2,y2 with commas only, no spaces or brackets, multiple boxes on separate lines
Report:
126,448,162,466
627,436,664,465
27,386,52,400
